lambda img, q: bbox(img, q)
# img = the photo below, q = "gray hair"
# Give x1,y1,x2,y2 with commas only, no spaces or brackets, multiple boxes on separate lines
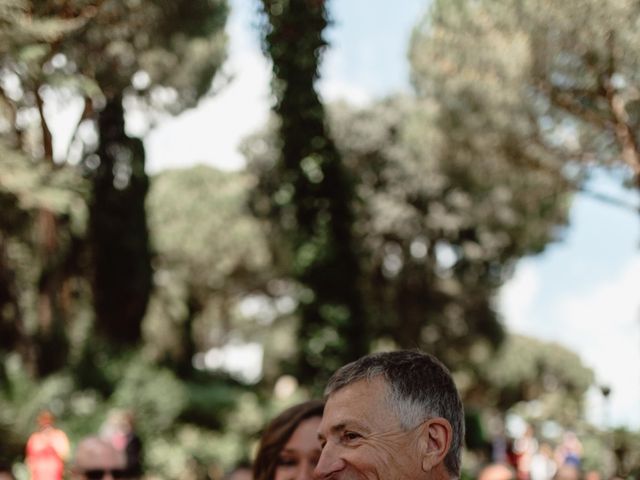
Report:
325,350,464,478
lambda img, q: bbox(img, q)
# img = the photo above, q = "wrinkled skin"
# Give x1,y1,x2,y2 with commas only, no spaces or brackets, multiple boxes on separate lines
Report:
315,377,451,480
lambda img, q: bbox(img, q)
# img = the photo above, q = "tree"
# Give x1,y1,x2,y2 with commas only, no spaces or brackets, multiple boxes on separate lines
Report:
1,2,239,474
327,97,571,374
43,0,229,344
410,0,640,205
1,0,229,347
0,0,91,376
612,427,640,478
257,0,368,386
0,143,89,380
474,334,594,418
244,91,570,395
145,166,272,374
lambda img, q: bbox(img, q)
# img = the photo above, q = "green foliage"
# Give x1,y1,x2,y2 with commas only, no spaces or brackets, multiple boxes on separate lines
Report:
0,139,88,376
252,0,576,393
145,165,272,370
577,428,617,476
0,142,87,234
331,98,570,368
410,0,640,191
405,0,640,451
258,0,368,388
245,92,570,395
1,0,231,344
56,0,229,346
148,166,270,287
612,427,640,478
112,360,188,435
1,2,241,476
478,335,594,415
24,0,229,109
0,0,85,55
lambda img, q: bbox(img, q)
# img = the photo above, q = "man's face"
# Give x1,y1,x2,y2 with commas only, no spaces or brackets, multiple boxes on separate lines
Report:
315,377,424,480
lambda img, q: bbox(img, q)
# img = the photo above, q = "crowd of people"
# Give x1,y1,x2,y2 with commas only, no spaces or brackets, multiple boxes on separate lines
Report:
2,350,613,480
14,410,142,480
497,426,586,480
479,427,587,480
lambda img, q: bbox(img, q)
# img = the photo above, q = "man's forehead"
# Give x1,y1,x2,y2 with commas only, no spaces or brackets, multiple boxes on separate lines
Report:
328,376,390,402
319,376,392,432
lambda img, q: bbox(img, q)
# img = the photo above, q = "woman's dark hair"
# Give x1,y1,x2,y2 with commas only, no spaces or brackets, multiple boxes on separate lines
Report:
253,400,324,480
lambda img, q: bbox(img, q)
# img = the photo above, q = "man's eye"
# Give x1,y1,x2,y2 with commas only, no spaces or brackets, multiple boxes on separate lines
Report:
342,431,361,442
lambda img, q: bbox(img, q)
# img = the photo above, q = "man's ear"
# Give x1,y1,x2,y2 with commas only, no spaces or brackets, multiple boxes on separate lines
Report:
418,417,453,473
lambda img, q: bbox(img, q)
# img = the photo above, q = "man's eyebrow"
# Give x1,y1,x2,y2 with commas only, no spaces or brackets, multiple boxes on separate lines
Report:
326,420,371,435
317,423,345,442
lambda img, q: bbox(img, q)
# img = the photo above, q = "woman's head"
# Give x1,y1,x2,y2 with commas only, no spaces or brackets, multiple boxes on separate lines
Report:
253,400,324,480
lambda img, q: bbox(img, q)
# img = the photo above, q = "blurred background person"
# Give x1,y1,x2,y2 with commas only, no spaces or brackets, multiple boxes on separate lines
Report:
253,400,323,480
513,424,538,480
71,436,127,480
25,411,70,480
101,410,143,478
555,432,583,469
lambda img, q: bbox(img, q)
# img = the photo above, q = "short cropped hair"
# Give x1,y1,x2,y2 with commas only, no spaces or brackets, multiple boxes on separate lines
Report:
325,350,464,477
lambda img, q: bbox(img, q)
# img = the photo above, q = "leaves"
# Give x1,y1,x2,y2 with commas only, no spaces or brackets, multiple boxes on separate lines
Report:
410,0,640,185
144,165,273,366
258,0,368,387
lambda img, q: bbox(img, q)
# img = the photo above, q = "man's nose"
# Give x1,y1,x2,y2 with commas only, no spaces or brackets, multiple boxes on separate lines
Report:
314,443,344,479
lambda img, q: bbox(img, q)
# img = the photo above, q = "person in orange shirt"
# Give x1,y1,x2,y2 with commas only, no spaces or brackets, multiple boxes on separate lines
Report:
25,411,70,480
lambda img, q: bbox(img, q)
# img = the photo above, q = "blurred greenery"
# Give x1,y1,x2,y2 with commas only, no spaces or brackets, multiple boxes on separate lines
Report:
258,0,368,387
1,0,639,478
410,0,640,194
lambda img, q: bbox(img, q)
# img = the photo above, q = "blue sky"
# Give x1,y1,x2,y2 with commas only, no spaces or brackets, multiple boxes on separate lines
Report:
143,0,640,429
322,0,427,98
501,170,640,428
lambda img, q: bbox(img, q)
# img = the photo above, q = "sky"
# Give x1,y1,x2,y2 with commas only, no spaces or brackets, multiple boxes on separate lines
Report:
140,0,640,429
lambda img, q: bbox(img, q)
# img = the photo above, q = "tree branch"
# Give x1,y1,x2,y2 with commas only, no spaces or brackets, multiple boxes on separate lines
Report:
578,186,639,213
507,131,639,213
602,31,640,186
35,85,54,165
537,80,613,132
